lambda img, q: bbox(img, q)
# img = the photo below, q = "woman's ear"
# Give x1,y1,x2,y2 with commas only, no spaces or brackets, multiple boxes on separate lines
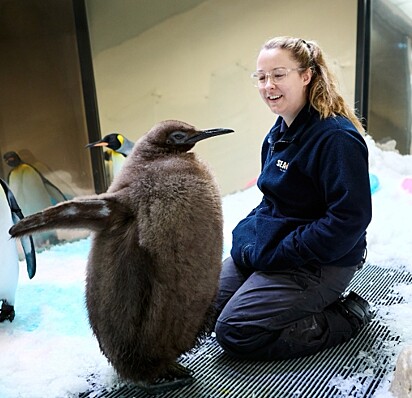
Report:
302,68,313,86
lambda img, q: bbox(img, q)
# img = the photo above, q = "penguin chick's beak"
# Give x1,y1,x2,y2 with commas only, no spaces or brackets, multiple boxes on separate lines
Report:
185,128,234,144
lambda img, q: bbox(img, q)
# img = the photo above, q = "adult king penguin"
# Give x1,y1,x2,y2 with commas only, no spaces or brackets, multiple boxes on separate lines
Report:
86,133,135,181
0,178,36,322
10,120,233,393
3,151,68,210
4,151,67,248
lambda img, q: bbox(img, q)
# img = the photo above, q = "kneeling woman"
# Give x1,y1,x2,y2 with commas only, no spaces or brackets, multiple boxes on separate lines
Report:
214,36,373,360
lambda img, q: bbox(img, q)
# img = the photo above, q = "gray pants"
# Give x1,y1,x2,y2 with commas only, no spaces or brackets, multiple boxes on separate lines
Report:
214,257,359,360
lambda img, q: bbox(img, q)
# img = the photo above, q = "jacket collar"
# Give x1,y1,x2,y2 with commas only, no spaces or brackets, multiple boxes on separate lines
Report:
271,104,316,143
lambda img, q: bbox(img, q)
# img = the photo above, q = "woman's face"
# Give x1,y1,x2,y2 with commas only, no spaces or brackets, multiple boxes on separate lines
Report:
256,48,312,126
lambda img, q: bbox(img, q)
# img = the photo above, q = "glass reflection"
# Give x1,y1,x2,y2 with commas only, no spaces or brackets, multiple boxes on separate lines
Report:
369,0,412,154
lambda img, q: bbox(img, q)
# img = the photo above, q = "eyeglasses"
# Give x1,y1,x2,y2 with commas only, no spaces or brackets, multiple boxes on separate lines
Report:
250,67,305,87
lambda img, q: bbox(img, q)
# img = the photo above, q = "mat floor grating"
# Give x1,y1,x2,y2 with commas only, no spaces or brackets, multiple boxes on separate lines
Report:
78,264,412,397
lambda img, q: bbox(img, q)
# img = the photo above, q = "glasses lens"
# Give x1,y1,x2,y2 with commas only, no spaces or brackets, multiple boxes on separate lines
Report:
251,72,265,87
271,68,287,82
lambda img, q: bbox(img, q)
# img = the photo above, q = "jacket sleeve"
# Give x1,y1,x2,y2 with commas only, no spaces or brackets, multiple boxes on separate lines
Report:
230,131,271,267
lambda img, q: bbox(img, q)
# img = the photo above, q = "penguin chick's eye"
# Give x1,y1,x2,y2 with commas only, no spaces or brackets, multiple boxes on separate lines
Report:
166,131,189,145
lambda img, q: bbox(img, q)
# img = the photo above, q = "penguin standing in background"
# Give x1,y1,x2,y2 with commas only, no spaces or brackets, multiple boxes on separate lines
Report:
3,151,67,248
86,133,135,182
0,178,36,322
10,120,233,393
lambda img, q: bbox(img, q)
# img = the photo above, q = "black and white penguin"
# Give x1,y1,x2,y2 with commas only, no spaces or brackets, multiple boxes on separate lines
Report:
3,151,67,248
10,120,233,393
86,133,135,181
0,178,36,322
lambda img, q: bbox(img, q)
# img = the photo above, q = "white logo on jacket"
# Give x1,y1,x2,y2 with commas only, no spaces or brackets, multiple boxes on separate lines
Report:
276,159,289,172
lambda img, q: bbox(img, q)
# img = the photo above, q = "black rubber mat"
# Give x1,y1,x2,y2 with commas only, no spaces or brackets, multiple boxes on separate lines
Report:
78,264,412,397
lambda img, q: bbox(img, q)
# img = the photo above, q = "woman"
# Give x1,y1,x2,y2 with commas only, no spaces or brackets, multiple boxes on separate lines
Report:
214,36,373,360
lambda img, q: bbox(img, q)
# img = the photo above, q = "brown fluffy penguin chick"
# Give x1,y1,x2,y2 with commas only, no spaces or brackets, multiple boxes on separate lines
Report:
9,120,233,390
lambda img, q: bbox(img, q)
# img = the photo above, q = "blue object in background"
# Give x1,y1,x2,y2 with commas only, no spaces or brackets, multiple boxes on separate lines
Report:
369,173,380,194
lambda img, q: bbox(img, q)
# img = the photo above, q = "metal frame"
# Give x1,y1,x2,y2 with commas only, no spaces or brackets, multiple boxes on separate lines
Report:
72,0,108,194
355,0,371,131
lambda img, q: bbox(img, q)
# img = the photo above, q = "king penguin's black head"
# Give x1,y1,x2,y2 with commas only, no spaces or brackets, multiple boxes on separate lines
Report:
86,133,123,151
144,120,234,154
3,151,22,168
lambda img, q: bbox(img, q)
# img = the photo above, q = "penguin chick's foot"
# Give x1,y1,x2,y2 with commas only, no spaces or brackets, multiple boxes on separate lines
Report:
136,363,194,395
0,302,15,322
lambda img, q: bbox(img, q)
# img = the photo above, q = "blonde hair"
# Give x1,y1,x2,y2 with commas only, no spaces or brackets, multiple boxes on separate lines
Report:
262,36,365,133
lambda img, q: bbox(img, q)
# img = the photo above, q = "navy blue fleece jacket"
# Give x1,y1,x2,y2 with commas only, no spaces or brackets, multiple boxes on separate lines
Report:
231,105,372,270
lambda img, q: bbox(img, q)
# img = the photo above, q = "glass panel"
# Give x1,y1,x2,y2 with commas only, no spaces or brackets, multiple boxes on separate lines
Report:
85,0,359,195
0,0,95,247
369,0,412,154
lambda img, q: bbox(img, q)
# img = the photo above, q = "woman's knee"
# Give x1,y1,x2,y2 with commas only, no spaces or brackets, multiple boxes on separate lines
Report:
215,320,253,357
215,320,278,360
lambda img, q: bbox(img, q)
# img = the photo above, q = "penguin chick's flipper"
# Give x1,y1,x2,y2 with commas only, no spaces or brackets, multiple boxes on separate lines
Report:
0,301,15,323
0,178,37,279
9,198,124,238
136,363,194,395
